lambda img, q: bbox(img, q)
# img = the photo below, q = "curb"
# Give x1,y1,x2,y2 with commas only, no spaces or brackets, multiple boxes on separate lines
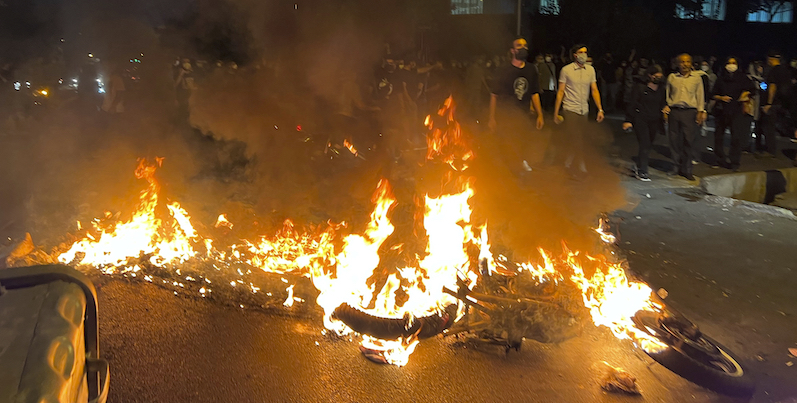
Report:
703,195,796,220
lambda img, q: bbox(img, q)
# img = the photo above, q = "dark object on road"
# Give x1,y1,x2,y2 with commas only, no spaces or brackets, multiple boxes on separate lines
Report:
0,264,109,403
332,303,457,341
764,169,787,204
633,309,755,397
600,362,641,395
0,232,34,268
358,346,390,364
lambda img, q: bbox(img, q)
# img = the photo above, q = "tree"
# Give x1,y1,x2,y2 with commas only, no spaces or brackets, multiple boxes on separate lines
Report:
745,0,793,22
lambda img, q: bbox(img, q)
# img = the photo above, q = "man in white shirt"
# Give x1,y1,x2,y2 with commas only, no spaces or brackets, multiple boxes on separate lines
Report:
663,53,707,181
553,44,605,176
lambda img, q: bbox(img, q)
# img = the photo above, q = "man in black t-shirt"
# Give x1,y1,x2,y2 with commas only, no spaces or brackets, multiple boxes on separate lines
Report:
488,38,544,130
487,38,544,172
760,51,793,157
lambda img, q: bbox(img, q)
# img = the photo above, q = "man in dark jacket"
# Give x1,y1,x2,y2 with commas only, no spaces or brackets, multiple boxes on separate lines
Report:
623,65,666,181
760,51,793,158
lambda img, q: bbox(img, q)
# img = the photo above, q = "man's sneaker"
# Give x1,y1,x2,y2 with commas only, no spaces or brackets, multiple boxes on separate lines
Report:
682,172,696,181
636,172,651,182
522,160,533,172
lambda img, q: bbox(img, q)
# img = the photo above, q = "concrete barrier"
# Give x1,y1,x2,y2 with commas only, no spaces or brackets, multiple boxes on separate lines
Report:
700,167,797,204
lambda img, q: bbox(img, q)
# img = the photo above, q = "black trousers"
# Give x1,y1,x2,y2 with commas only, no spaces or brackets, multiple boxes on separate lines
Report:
714,112,752,167
760,105,787,156
634,118,662,174
668,108,698,174
540,90,556,111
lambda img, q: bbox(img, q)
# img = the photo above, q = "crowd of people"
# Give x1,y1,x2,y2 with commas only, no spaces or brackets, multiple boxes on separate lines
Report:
4,40,797,181
357,41,797,180
618,49,797,180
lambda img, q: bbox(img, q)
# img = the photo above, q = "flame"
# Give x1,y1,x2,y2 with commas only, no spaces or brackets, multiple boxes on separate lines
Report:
343,139,358,156
58,158,199,272
424,96,472,171
54,98,668,367
215,214,233,229
595,215,617,244
306,177,484,365
563,249,667,352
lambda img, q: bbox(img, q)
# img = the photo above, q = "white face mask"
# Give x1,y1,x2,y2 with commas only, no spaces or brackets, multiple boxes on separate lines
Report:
700,65,710,72
545,56,552,62
791,61,797,68
725,64,738,73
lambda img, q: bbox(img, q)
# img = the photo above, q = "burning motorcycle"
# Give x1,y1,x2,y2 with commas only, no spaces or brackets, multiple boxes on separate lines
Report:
332,249,755,398
41,95,754,399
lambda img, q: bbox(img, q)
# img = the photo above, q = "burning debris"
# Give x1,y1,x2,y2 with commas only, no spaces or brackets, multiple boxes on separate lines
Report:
0,233,53,268
600,362,641,395
19,97,667,367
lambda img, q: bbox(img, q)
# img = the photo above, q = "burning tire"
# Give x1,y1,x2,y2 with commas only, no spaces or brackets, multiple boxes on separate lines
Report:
332,303,457,340
633,311,755,397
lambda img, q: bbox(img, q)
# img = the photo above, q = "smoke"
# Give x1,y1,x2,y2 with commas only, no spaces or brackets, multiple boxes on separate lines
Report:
466,108,626,258
0,0,627,263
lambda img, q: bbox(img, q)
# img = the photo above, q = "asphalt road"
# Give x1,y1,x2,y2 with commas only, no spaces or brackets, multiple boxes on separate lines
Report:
3,111,796,402
97,278,732,403
91,170,797,403
614,176,797,403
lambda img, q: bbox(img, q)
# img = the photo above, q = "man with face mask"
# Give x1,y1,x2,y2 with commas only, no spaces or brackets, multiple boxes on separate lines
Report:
488,37,544,173
552,44,605,177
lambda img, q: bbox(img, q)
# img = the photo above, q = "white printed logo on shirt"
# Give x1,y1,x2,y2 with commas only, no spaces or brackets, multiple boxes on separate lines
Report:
513,77,528,101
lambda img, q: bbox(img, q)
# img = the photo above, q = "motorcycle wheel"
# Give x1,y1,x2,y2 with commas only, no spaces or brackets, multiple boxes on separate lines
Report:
634,311,755,397
332,303,456,340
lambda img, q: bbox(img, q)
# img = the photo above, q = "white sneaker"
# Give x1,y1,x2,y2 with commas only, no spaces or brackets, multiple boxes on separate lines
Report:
522,160,533,172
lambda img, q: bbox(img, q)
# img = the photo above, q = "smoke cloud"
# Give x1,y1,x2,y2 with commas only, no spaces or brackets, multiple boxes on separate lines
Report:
0,0,626,263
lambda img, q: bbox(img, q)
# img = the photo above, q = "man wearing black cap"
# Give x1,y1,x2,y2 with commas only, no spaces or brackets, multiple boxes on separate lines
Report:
759,50,792,158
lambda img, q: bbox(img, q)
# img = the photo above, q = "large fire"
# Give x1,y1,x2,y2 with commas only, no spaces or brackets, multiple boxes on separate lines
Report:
53,96,665,366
